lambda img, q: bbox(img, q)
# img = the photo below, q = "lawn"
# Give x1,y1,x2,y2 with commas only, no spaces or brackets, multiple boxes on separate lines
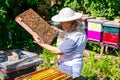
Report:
37,49,120,80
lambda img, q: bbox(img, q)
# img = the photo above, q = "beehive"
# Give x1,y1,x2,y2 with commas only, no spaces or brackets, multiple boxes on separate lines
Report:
103,21,120,46
87,19,108,42
5,67,36,80
15,8,56,44
0,49,43,80
15,68,72,80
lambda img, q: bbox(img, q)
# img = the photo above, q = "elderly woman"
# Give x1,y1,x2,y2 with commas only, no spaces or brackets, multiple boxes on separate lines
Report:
33,7,87,78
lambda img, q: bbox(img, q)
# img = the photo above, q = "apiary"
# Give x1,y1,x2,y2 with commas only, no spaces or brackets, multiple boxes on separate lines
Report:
102,21,120,47
15,68,73,80
87,18,108,42
15,8,56,44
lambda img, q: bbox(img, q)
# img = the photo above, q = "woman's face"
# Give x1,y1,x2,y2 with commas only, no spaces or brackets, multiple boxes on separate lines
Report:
60,21,74,31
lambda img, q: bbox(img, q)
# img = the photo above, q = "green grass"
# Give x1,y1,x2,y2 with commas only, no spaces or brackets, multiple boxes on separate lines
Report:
81,52,120,80
38,49,120,80
37,49,58,70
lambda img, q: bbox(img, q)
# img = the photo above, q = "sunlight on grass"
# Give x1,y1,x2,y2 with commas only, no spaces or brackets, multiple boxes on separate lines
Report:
82,52,120,80
37,49,120,80
37,49,58,70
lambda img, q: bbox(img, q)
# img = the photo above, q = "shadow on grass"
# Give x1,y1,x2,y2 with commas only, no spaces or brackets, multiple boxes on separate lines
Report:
73,76,88,80
73,75,112,80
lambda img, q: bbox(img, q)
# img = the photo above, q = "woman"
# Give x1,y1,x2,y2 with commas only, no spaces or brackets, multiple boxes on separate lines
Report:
33,7,87,78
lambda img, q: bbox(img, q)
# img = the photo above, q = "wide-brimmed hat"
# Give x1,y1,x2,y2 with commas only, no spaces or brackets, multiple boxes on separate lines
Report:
51,7,82,22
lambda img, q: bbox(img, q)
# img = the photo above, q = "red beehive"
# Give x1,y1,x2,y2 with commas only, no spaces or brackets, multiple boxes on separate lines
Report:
103,21,120,47
103,32,119,46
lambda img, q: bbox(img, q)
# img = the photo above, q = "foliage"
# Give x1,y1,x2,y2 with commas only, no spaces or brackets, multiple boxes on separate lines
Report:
38,49,57,69
83,0,114,19
115,16,120,19
105,47,120,56
0,0,42,50
86,43,101,53
0,0,120,51
37,50,120,80
62,0,120,19
0,0,62,50
0,1,120,79
64,0,80,10
82,52,120,79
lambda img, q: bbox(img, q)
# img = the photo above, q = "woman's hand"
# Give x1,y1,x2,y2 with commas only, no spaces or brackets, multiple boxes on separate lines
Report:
32,32,63,55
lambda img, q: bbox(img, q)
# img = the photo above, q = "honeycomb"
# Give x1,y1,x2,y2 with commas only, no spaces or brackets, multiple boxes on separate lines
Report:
15,68,72,80
15,8,56,44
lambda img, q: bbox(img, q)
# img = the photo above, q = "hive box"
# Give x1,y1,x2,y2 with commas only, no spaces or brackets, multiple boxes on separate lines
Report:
0,50,43,73
0,50,43,80
15,8,56,44
5,67,36,80
103,21,120,47
87,19,108,42
15,68,72,80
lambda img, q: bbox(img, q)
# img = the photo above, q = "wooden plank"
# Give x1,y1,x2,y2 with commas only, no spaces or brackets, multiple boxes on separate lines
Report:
100,45,104,55
15,8,56,44
103,44,119,49
87,40,100,45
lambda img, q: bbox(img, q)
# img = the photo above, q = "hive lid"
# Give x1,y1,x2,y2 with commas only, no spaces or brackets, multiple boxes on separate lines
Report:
103,21,120,28
0,50,43,73
77,14,94,21
87,18,108,24
15,8,56,44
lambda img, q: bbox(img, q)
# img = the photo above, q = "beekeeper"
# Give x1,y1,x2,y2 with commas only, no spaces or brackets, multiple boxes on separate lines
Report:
33,7,87,78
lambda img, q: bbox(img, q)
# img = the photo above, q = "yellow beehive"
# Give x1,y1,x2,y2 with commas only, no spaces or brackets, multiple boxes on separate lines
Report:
15,68,72,80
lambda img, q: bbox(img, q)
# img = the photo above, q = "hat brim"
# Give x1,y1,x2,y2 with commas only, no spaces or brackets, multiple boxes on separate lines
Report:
51,12,82,22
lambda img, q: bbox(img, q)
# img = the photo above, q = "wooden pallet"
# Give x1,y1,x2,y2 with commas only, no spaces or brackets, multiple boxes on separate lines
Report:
15,8,56,44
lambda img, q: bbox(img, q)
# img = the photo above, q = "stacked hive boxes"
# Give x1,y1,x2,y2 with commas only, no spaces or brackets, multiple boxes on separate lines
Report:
103,21,120,47
87,19,108,42
0,50,43,80
5,67,36,80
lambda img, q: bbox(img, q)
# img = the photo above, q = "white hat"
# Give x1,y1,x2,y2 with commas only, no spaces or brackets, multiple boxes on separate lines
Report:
51,7,82,22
